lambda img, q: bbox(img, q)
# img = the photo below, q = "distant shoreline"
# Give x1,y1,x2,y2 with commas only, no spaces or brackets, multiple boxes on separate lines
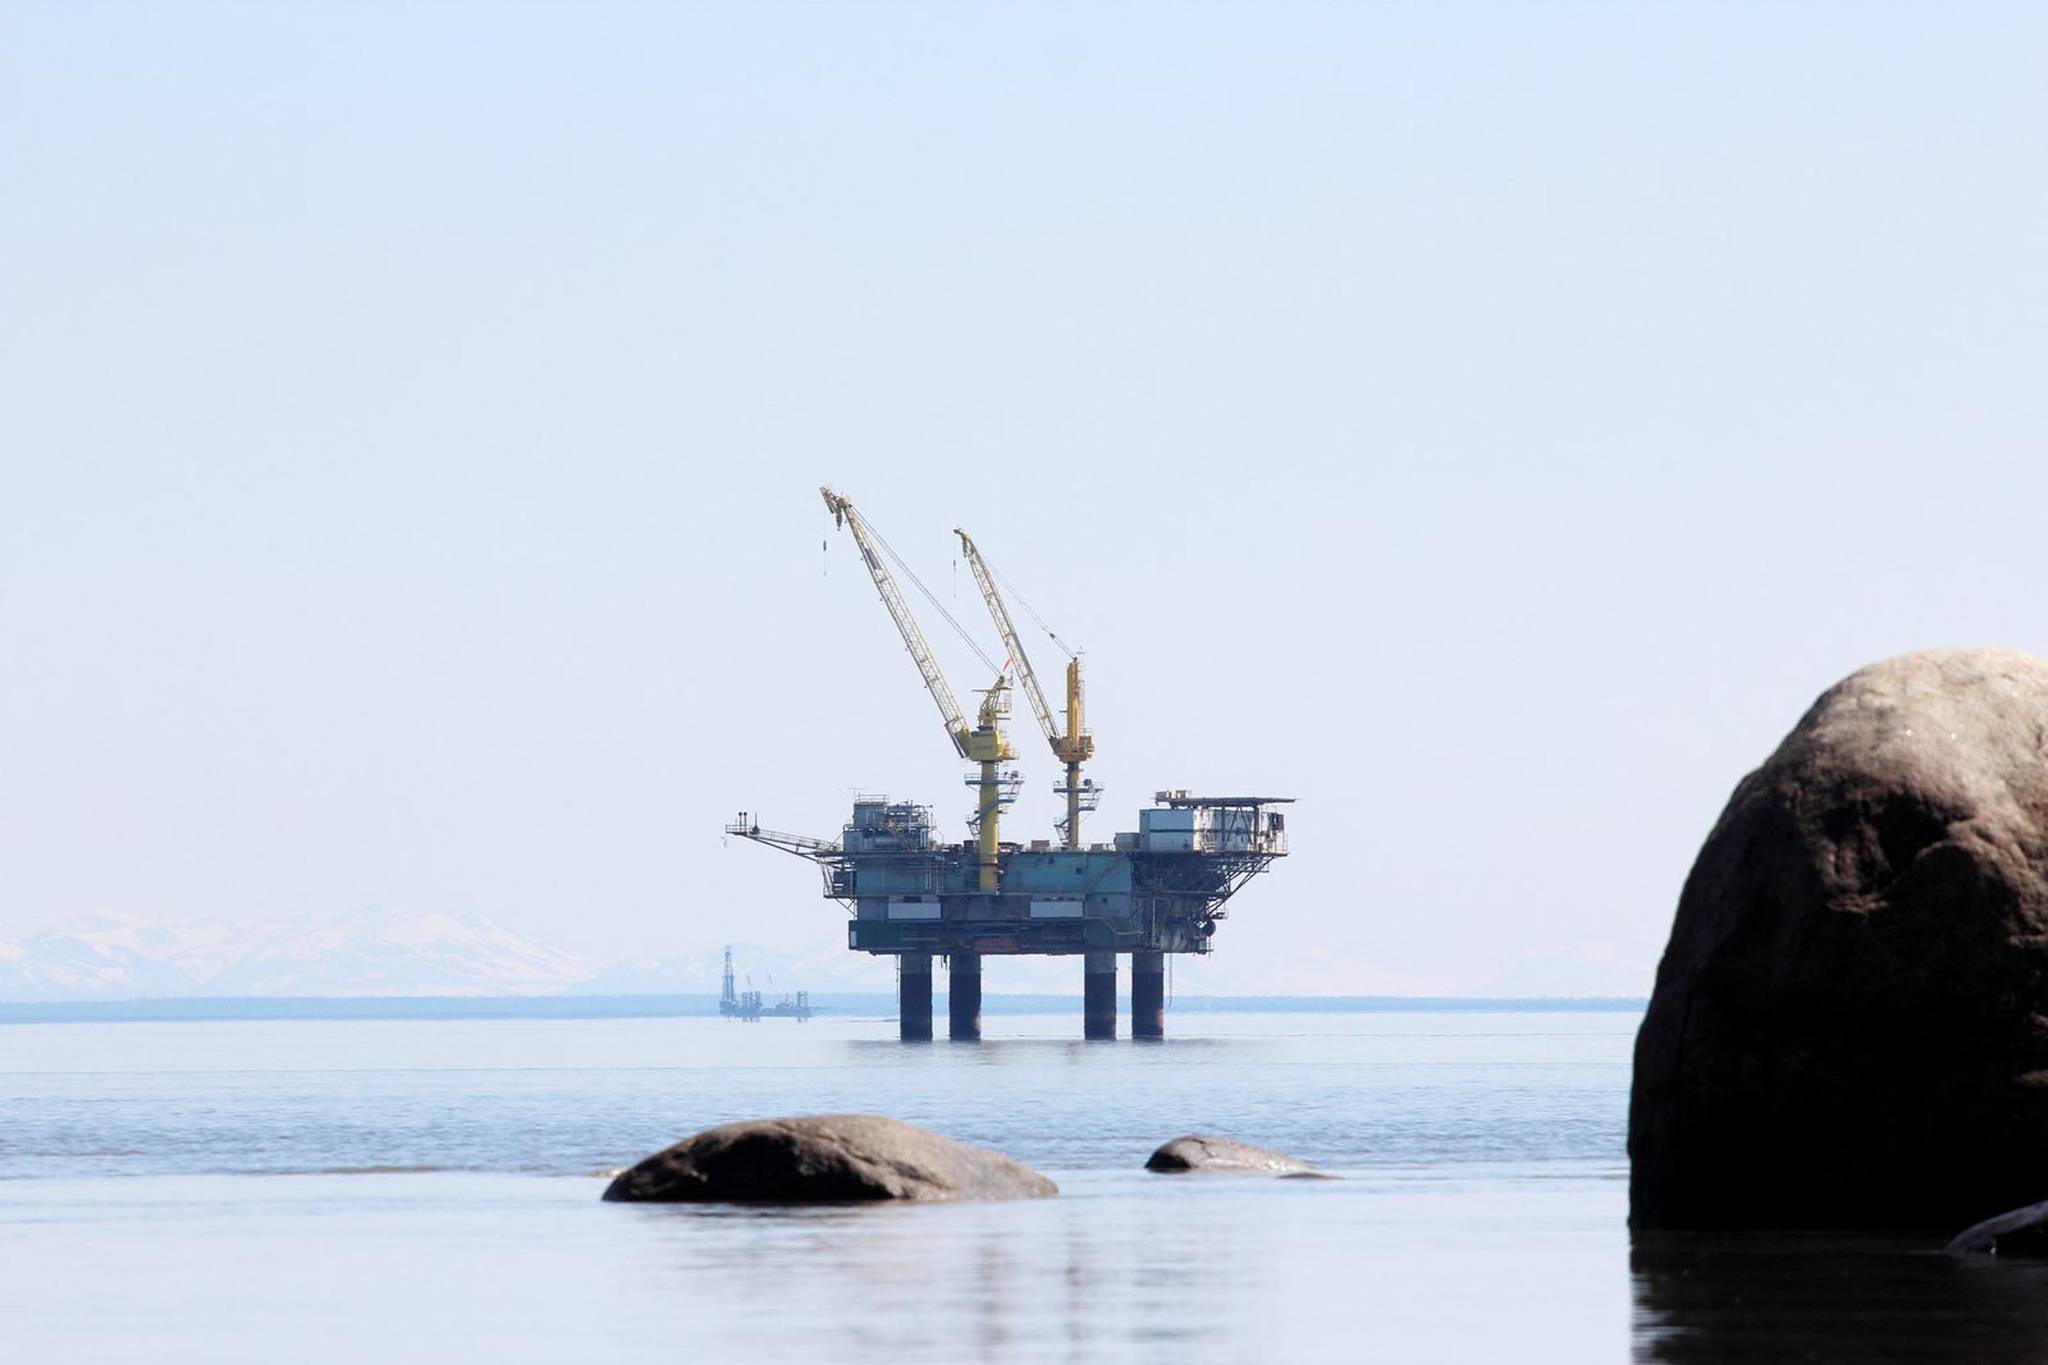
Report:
0,994,1646,1024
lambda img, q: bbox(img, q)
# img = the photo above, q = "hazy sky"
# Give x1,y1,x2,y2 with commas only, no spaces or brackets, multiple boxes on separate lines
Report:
4,3,2044,994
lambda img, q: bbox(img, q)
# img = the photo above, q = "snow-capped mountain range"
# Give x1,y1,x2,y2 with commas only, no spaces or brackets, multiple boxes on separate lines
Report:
0,911,607,1000
0,910,900,1001
0,908,1095,1001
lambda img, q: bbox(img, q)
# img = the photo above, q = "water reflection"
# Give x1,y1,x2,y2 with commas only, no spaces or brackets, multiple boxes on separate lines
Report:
615,1178,1301,1360
1632,1232,2048,1362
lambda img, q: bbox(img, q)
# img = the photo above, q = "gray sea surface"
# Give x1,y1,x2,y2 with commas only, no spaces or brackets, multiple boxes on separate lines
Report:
2,1009,2021,1362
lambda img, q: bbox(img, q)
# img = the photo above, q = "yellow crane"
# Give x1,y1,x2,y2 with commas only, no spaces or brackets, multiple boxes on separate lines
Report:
821,487,1015,892
954,529,1096,849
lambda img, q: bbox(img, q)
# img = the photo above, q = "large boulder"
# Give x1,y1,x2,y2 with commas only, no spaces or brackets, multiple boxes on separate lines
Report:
1145,1135,1315,1174
1631,649,2048,1231
602,1114,1057,1204
1948,1199,2048,1256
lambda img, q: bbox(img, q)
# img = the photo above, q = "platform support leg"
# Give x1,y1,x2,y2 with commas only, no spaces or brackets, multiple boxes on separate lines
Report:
1132,951,1165,1040
1084,950,1117,1040
899,952,933,1042
948,951,982,1041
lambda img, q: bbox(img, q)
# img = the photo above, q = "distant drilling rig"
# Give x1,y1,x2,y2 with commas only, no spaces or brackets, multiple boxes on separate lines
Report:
717,946,813,1023
727,487,1290,1041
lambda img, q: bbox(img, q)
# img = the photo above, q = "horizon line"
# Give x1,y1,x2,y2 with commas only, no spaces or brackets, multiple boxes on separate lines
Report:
0,992,1648,1024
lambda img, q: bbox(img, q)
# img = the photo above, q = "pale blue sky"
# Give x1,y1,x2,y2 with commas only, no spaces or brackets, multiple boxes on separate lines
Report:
3,3,2044,993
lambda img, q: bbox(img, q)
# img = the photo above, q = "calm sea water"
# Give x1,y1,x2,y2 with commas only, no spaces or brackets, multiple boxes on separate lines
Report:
2,1009,2029,1362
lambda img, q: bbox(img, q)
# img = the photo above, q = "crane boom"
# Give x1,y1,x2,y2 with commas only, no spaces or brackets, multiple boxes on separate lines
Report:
955,528,1095,848
822,487,970,758
955,530,1058,752
822,487,1015,892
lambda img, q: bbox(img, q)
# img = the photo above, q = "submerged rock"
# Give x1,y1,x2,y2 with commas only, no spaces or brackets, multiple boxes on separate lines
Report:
1630,649,2048,1231
1949,1200,2048,1256
601,1114,1057,1204
1145,1135,1314,1174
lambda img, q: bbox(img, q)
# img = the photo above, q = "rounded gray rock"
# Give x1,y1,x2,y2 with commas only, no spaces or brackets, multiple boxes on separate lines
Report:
1630,649,2048,1231
1145,1135,1314,1174
602,1114,1058,1204
1948,1198,2048,1256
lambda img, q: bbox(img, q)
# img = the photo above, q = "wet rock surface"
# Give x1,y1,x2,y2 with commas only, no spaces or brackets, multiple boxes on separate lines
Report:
1145,1135,1315,1174
1948,1199,2048,1256
603,1114,1058,1204
1630,649,2048,1231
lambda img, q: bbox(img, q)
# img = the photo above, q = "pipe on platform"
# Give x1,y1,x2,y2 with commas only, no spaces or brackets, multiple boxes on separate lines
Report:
899,952,933,1042
1083,950,1117,1040
1131,951,1165,1040
948,951,982,1041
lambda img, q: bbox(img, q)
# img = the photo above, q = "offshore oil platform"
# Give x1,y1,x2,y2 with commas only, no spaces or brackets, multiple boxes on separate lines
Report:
727,488,1289,1042
718,946,814,1022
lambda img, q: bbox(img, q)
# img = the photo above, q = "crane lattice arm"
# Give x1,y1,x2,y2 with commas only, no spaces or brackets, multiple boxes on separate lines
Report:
822,487,971,758
724,813,840,860
954,529,1091,766
724,813,850,905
